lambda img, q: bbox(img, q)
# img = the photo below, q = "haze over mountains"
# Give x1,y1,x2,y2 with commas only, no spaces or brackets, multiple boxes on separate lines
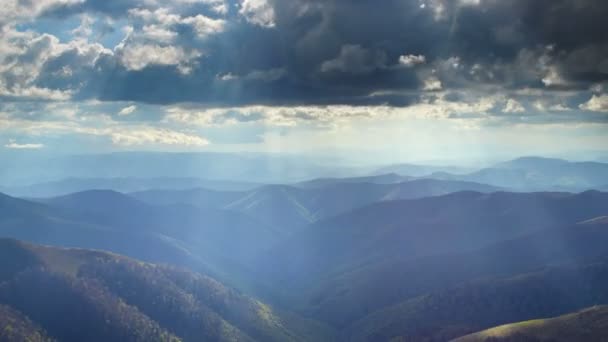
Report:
1,153,608,341
2,155,607,197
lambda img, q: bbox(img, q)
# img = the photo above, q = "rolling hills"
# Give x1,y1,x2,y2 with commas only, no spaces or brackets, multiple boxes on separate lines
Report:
0,189,281,288
423,157,608,191
2,170,608,340
294,218,608,327
132,179,501,231
258,191,608,292
0,239,335,342
347,261,608,341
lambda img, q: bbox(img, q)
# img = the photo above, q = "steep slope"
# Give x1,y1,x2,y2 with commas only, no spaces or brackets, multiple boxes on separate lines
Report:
0,239,335,342
260,191,608,292
453,305,608,342
348,261,608,341
0,304,54,342
223,185,316,232
297,219,608,327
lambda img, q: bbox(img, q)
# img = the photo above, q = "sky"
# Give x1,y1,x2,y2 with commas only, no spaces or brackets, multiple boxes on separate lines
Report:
1,0,607,163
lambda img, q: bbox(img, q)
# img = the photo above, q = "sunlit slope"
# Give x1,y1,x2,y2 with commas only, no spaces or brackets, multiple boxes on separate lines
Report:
453,306,608,342
0,239,336,342
0,304,54,342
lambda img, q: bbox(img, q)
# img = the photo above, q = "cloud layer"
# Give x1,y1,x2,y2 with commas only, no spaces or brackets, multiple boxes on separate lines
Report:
0,0,607,152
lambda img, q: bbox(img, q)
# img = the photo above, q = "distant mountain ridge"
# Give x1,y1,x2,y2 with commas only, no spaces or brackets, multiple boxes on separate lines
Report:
0,177,261,198
0,152,362,186
133,178,501,231
425,157,608,191
257,191,608,304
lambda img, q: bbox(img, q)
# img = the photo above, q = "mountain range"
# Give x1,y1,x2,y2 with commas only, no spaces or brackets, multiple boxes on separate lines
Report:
132,178,501,231
1,156,608,341
3,156,606,198
423,157,608,192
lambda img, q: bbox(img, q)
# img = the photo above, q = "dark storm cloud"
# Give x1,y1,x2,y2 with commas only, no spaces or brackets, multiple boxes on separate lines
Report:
15,0,608,106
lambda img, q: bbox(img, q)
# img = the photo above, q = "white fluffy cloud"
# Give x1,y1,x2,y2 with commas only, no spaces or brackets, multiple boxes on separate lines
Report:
118,105,137,116
399,54,426,67
239,0,275,28
0,0,84,26
423,76,442,91
579,94,608,112
109,128,209,146
0,27,110,100
129,8,226,39
117,44,201,74
503,99,525,113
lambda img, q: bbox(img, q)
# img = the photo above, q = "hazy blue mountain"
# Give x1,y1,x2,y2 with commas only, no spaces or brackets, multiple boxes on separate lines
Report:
223,185,316,232
39,190,281,267
134,179,501,232
430,157,608,191
297,218,608,327
0,177,261,198
0,190,283,288
131,187,246,208
0,239,336,342
347,260,608,341
374,163,473,177
258,191,608,294
2,187,608,340
0,152,360,186
0,191,207,273
293,173,410,189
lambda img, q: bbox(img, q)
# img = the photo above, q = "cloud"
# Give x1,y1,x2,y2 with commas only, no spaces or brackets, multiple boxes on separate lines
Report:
0,0,606,112
503,99,525,113
109,127,209,146
579,94,608,112
116,44,201,73
239,0,275,27
165,104,384,127
217,68,286,82
423,77,442,91
399,54,426,67
118,105,137,115
4,139,44,149
320,45,387,75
